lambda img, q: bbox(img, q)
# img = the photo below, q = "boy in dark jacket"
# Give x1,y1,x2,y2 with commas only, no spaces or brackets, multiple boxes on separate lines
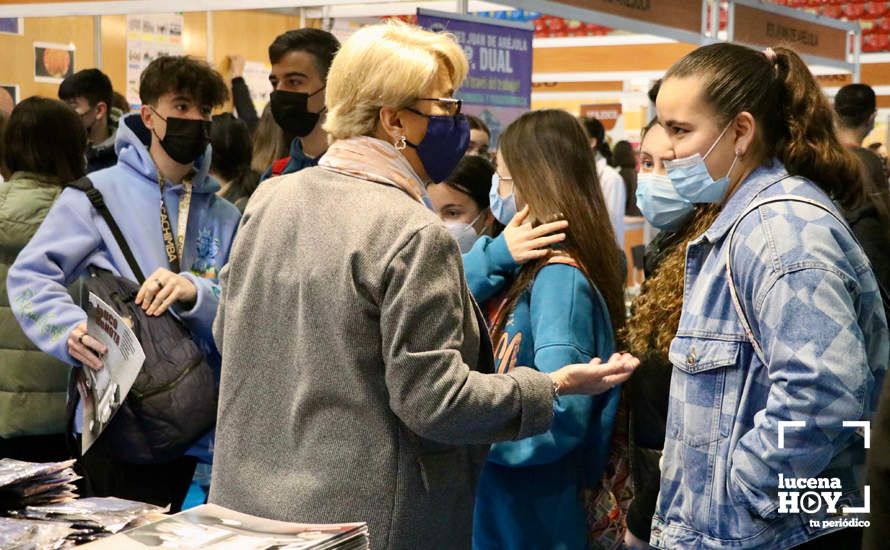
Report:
59,69,122,173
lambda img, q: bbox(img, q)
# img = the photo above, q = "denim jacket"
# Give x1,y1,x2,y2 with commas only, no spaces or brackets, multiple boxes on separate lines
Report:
650,161,888,549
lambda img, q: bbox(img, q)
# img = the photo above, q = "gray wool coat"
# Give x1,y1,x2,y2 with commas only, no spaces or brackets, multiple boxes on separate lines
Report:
209,166,555,549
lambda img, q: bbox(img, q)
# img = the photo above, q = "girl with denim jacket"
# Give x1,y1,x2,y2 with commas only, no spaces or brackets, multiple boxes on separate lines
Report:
642,43,888,549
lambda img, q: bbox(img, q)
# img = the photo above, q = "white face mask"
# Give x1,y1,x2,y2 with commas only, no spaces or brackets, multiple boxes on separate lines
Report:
444,211,484,253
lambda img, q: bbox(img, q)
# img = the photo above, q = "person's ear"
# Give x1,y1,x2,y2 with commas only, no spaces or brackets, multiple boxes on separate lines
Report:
484,209,495,226
378,106,406,146
141,104,163,141
733,111,756,157
95,101,108,121
140,105,153,130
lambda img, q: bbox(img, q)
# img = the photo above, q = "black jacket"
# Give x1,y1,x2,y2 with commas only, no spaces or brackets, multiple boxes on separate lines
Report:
626,229,682,541
850,148,890,549
85,109,122,174
86,142,117,174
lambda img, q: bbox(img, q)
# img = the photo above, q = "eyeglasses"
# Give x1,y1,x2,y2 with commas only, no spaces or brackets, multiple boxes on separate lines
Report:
413,97,463,116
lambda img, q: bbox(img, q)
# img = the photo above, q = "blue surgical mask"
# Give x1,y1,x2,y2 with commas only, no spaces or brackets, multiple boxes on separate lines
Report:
664,123,739,204
445,211,484,253
636,172,695,231
489,173,516,225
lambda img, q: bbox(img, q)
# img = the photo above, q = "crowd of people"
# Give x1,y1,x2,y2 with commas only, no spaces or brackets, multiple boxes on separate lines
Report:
2,18,890,550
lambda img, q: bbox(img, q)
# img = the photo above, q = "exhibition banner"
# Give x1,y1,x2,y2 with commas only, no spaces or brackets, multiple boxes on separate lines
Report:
417,10,533,147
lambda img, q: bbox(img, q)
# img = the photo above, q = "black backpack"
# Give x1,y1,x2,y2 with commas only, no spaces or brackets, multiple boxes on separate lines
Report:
66,177,217,464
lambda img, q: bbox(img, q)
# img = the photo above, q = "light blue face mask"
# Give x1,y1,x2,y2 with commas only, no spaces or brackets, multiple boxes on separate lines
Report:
636,172,695,231
664,123,739,204
489,173,516,225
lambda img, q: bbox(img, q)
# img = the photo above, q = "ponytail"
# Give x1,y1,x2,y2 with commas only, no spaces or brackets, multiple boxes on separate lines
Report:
665,43,864,211
581,116,613,164
772,47,863,211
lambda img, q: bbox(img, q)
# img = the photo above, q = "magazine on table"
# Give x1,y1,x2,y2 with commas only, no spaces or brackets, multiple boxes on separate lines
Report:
81,503,370,549
79,291,146,455
6,495,167,546
0,459,79,509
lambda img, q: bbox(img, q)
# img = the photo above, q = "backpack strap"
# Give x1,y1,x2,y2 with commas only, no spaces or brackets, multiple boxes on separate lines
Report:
271,156,290,177
66,177,146,284
724,194,886,366
545,255,580,269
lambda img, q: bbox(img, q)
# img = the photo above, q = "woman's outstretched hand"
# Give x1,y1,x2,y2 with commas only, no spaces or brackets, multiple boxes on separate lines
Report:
550,353,640,395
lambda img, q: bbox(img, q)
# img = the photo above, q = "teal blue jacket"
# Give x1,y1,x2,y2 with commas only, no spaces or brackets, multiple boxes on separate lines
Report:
464,236,620,550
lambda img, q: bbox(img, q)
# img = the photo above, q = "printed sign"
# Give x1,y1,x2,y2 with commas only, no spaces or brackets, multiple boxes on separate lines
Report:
0,17,23,35
0,84,18,114
581,103,623,130
417,10,533,147
733,3,849,62
126,13,184,106
34,42,75,84
552,0,703,34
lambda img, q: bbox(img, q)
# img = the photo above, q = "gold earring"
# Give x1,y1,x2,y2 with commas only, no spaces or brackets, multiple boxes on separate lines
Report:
395,136,407,151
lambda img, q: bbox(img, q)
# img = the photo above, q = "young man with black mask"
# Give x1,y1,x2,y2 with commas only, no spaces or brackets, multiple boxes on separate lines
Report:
59,68,122,173
261,28,340,181
8,56,240,512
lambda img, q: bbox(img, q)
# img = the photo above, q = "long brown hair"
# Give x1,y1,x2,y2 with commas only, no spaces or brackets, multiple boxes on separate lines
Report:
251,103,292,173
664,43,864,212
494,109,626,343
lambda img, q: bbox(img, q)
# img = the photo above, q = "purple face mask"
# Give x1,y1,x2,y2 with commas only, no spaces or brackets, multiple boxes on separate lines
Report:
404,111,470,183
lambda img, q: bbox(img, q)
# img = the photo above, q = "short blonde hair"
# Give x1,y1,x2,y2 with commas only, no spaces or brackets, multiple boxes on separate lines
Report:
323,21,468,140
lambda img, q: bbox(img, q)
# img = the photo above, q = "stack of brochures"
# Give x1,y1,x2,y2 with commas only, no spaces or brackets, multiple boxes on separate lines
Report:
0,459,79,509
80,503,370,549
0,516,73,549
1,495,166,547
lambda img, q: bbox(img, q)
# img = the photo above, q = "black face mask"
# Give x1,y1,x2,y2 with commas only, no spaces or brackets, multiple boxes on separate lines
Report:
270,87,325,138
150,108,211,165
80,108,96,136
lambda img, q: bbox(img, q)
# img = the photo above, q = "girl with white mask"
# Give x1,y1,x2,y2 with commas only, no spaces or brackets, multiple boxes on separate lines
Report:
427,155,501,253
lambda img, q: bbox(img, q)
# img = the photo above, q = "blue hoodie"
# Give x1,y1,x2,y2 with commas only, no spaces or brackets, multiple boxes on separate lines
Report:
6,113,241,462
463,235,619,550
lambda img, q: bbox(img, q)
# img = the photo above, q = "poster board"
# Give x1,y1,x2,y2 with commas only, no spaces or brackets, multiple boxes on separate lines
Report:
417,9,533,148
125,13,183,107
33,41,74,84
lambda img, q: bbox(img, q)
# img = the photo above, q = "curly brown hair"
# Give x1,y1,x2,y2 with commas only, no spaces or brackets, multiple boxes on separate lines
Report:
623,205,720,359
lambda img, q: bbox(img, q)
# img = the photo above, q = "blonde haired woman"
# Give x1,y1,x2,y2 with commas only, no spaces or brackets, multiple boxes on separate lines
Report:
209,22,638,549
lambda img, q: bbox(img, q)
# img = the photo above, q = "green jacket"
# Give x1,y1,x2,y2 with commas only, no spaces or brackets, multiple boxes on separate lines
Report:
0,172,70,438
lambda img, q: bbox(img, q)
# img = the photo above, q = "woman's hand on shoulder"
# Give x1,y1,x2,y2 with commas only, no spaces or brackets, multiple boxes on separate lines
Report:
502,206,569,264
